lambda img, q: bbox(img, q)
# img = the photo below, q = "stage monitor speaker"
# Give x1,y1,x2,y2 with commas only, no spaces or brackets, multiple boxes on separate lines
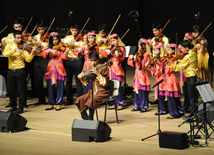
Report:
198,102,214,123
0,111,27,132
159,131,189,150
72,119,111,142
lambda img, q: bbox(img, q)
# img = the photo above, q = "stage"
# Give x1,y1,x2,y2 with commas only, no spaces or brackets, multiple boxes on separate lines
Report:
0,65,214,155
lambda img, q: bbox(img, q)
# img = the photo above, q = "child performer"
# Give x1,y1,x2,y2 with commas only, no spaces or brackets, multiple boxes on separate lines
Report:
165,40,197,118
96,24,110,63
31,20,49,105
128,38,151,112
76,51,110,120
192,25,211,84
61,23,85,105
146,43,167,115
100,33,126,110
164,43,184,119
74,32,99,94
41,32,69,111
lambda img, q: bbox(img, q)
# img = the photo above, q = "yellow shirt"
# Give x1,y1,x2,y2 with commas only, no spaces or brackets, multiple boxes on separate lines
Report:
167,49,197,77
96,34,110,53
32,34,49,56
61,35,86,59
3,42,34,70
1,33,14,46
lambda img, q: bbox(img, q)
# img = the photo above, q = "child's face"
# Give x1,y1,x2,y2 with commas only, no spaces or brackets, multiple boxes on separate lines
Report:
90,58,99,67
88,36,95,44
37,27,45,35
153,28,161,37
99,31,107,38
70,28,79,36
180,45,189,52
192,30,199,38
14,34,22,44
13,24,22,31
110,38,118,46
154,48,160,55
52,37,59,45
167,48,174,55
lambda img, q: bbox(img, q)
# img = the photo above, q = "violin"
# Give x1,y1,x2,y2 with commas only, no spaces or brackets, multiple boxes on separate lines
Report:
53,42,69,52
136,44,146,58
74,33,86,41
40,32,50,42
158,53,174,63
82,61,112,81
171,51,188,61
22,30,31,41
17,43,41,52
87,42,97,51
147,53,160,66
154,33,163,44
109,45,121,55
195,36,206,44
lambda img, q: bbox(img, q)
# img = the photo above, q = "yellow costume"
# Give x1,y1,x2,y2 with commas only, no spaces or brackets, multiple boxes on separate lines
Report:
61,35,86,59
3,42,34,70
32,34,49,56
1,33,14,47
167,49,197,78
195,43,211,84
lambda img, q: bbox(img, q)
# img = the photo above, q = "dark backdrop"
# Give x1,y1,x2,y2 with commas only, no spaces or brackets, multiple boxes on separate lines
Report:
0,0,214,81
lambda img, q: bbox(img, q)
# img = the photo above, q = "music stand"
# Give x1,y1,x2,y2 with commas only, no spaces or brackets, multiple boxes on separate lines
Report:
195,82,214,144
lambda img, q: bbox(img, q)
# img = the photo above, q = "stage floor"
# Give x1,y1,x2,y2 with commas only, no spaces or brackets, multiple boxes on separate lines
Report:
0,65,214,155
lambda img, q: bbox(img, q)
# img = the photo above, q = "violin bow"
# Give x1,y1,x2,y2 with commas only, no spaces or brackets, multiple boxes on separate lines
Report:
120,28,130,40
21,25,38,51
195,22,212,41
23,17,33,34
41,18,55,42
108,14,121,37
160,19,171,34
75,17,90,40
0,25,8,34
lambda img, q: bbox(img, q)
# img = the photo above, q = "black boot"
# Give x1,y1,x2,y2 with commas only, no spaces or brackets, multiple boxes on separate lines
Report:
88,108,94,120
81,109,88,120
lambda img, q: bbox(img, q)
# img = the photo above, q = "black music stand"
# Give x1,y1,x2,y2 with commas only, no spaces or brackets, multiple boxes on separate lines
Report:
141,79,163,141
194,82,214,144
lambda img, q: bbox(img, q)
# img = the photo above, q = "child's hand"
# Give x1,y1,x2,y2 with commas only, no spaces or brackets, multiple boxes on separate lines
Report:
65,47,69,53
71,39,75,45
37,41,42,47
78,72,85,79
101,38,108,44
129,55,134,59
106,49,111,55
31,46,37,54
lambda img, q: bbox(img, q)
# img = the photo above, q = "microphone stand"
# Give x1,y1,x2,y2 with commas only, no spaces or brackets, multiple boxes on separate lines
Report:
142,81,162,141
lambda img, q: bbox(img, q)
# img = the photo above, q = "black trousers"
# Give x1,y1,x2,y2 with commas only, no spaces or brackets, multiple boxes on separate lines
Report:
7,68,27,109
65,58,83,104
187,76,197,115
33,56,49,103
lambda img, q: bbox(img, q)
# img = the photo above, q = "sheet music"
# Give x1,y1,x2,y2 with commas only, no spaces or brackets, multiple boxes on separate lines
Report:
196,83,214,103
125,46,137,57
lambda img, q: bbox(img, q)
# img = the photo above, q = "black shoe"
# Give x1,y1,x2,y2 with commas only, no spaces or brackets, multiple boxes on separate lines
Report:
88,108,94,120
150,99,159,105
154,112,167,115
25,104,28,108
81,109,88,120
131,108,141,112
7,107,17,113
140,109,147,113
14,108,23,115
5,104,11,108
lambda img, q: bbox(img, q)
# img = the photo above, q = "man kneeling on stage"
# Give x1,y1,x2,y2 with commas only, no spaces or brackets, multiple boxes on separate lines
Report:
76,51,110,120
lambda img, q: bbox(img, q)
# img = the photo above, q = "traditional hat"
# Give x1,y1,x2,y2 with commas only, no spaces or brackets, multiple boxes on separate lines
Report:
185,32,193,40
87,31,96,36
50,32,59,36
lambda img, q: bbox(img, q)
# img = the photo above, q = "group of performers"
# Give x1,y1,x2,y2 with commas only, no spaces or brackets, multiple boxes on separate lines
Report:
0,18,211,121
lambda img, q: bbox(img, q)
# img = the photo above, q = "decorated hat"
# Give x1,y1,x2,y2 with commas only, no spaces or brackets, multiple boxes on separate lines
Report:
185,32,193,40
139,38,148,44
168,43,177,48
153,43,163,49
50,32,59,36
87,31,96,36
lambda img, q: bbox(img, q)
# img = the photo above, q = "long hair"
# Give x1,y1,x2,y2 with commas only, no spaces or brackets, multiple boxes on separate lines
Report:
48,34,61,49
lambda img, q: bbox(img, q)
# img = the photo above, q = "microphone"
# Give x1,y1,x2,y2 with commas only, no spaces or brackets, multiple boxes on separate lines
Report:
152,79,164,88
